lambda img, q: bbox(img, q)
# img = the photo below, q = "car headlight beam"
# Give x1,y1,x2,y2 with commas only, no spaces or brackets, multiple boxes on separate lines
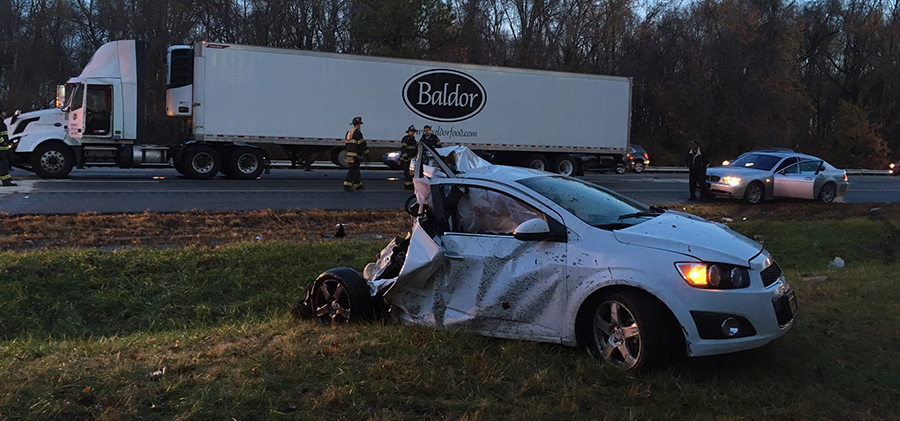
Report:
720,176,742,186
676,262,751,289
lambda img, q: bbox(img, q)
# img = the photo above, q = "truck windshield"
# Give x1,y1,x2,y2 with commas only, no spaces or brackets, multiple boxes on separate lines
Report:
517,176,655,230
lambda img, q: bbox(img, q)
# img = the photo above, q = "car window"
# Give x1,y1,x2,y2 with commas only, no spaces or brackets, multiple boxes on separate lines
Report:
799,160,822,174
729,153,782,171
439,185,542,235
775,157,799,172
517,175,654,229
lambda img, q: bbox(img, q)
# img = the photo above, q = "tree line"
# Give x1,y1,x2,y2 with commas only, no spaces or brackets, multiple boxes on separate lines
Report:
1,0,897,168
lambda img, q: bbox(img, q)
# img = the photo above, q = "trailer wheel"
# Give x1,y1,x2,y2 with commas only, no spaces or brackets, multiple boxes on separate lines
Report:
525,154,549,172
331,149,349,168
183,145,221,180
553,155,578,176
226,147,265,180
31,140,75,179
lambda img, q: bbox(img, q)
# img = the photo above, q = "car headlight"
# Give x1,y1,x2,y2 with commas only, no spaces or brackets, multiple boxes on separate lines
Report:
676,262,751,289
720,176,742,186
891,163,895,169
387,152,400,158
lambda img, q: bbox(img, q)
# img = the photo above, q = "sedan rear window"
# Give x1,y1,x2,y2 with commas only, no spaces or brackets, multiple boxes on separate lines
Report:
518,176,654,229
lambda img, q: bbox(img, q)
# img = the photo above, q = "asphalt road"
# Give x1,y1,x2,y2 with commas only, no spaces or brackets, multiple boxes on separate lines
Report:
0,166,898,215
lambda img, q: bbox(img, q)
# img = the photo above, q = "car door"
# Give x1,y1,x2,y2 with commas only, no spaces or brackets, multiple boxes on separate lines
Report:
773,160,819,199
432,182,569,341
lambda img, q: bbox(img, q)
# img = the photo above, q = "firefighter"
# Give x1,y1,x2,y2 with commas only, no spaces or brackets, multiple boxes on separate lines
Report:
419,125,442,149
400,125,417,190
343,116,367,191
0,105,15,187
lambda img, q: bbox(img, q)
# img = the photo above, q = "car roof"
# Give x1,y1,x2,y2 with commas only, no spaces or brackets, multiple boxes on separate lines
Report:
448,164,550,184
740,150,822,161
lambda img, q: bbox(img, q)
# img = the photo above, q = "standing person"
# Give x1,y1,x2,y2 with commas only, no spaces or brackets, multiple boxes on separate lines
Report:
685,141,710,200
343,116,367,191
0,106,16,187
419,125,442,149
400,125,417,190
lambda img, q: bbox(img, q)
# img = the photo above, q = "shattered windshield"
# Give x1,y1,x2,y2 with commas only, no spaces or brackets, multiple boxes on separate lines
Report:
517,176,656,230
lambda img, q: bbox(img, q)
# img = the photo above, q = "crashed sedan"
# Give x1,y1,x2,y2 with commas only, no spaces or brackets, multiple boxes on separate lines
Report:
300,144,798,370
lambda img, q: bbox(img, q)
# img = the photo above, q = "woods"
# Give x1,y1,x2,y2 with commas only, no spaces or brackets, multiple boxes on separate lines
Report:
1,0,898,167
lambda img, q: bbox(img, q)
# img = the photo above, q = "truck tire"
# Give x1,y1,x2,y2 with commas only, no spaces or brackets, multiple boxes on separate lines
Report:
226,147,265,180
553,155,578,176
525,154,549,172
31,141,75,179
183,145,221,180
331,149,349,168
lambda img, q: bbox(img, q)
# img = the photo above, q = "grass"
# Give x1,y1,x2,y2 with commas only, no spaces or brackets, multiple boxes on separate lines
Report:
1,223,899,420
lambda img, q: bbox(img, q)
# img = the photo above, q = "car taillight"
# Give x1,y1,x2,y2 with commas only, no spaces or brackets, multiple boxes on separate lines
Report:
626,153,631,158
644,153,648,159
844,173,848,181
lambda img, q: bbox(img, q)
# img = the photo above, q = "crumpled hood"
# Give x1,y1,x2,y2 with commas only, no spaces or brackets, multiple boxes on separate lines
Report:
613,211,763,266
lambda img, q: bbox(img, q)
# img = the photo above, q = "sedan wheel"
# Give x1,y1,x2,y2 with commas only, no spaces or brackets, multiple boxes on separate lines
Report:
633,162,645,173
818,183,836,203
744,182,764,205
309,267,372,326
581,291,670,371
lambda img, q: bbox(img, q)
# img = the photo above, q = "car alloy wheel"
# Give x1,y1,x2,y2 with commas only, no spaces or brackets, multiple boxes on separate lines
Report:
818,183,836,203
744,182,764,205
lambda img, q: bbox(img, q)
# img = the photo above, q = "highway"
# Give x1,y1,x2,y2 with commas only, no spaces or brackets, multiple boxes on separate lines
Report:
0,166,898,214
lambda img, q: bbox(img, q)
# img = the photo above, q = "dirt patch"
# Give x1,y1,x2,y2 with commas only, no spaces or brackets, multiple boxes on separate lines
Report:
1,202,898,252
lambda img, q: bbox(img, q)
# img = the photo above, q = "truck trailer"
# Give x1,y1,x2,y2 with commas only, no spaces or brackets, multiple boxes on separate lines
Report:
4,40,632,179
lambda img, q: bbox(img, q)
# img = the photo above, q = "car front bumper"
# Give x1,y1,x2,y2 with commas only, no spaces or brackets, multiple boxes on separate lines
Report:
705,180,750,199
670,255,797,357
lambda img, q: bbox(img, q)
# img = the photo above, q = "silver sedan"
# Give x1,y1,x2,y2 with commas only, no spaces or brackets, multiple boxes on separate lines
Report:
706,151,848,204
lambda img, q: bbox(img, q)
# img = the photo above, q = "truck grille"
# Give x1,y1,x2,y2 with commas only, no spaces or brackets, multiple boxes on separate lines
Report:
760,261,782,287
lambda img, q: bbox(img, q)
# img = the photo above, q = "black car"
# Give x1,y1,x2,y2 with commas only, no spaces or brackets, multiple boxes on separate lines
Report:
618,145,650,173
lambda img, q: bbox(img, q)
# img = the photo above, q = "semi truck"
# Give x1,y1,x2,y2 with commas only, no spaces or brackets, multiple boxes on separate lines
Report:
3,40,632,180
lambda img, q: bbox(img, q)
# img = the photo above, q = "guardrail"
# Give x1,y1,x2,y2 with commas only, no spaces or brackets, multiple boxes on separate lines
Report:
643,167,892,175
270,160,894,175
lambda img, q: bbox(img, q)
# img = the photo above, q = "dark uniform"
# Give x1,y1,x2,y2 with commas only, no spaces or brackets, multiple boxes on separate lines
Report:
400,125,417,190
685,145,710,200
343,117,368,191
420,128,442,149
0,106,14,186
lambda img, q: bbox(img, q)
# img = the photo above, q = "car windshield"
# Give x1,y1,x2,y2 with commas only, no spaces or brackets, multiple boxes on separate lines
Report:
728,153,782,171
517,176,657,230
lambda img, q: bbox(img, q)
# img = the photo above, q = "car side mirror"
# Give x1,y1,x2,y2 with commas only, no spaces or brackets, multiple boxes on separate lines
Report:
513,218,551,241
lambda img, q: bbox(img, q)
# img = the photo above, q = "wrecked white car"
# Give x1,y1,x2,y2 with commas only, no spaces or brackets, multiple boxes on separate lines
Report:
301,144,798,370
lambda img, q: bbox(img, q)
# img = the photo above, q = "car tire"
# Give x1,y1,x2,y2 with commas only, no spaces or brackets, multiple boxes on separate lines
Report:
31,140,75,179
633,162,645,173
310,267,373,326
818,182,836,203
615,166,626,174
182,145,221,180
525,154,549,172
553,155,578,176
744,181,764,205
579,290,671,371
